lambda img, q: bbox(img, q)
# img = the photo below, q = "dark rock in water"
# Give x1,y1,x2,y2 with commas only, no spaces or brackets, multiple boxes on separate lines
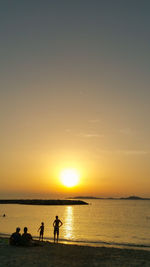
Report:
0,199,88,206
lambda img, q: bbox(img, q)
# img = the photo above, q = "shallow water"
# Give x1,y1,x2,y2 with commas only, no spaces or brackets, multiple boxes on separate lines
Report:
0,199,150,249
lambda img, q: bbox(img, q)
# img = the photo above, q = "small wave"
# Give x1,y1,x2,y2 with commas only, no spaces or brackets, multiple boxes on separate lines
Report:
37,236,150,250
0,233,10,238
56,238,150,250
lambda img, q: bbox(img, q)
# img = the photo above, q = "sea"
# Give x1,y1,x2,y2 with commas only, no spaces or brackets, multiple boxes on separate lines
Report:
0,199,150,250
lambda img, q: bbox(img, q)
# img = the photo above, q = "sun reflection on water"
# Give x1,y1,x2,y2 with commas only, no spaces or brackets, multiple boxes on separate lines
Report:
63,206,74,240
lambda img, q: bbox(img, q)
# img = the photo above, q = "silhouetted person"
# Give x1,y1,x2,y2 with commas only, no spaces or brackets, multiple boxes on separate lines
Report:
9,227,21,246
21,227,32,246
53,215,63,243
38,222,44,241
3,214,6,217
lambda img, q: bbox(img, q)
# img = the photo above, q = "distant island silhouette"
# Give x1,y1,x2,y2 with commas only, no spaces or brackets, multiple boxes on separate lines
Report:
0,199,88,206
70,196,150,200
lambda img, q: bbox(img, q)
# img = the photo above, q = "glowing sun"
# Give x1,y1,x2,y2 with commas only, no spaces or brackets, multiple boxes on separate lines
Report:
60,169,79,188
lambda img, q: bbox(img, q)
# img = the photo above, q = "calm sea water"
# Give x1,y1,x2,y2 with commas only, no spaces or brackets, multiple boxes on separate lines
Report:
0,200,150,249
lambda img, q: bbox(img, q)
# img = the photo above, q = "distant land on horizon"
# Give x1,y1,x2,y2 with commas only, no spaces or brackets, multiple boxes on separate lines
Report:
69,196,150,200
0,199,88,206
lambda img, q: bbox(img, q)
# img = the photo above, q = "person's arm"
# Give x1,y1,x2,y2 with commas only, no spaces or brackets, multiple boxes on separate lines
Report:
9,234,14,245
9,234,13,241
59,220,63,227
53,220,55,227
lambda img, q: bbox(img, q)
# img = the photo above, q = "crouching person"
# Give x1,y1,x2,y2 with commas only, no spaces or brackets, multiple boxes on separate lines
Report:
9,227,21,246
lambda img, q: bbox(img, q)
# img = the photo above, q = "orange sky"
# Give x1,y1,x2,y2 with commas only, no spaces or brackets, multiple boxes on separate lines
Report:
0,1,150,198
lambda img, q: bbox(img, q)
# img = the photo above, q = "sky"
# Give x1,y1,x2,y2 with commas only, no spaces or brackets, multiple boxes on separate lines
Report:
0,0,150,198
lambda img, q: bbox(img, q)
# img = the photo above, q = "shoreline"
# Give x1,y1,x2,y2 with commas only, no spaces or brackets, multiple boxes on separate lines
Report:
1,233,150,252
1,237,150,266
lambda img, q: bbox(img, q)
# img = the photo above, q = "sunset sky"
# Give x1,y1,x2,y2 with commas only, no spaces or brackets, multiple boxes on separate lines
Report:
0,1,150,198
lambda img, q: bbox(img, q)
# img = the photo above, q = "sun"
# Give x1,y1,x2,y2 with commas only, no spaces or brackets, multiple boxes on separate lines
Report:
60,169,79,188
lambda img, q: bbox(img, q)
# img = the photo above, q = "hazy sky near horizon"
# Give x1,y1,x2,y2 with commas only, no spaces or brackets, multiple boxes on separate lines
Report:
0,1,150,198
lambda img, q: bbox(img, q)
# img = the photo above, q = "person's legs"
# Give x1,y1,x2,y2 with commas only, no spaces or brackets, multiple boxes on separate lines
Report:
57,232,59,242
54,230,56,243
56,229,59,242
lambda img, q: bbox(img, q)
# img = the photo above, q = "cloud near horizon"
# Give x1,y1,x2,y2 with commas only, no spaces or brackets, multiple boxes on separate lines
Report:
78,133,104,138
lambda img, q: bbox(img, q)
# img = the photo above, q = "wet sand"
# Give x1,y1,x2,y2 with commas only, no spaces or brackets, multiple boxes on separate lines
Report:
0,237,150,267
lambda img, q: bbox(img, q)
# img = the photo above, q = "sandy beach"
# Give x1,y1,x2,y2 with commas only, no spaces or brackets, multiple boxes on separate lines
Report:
0,237,150,267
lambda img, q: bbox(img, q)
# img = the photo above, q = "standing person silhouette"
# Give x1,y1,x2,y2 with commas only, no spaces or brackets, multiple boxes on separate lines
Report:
38,222,44,241
53,215,63,243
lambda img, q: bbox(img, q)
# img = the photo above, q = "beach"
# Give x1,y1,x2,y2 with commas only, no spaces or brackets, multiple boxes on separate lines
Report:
0,237,150,267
